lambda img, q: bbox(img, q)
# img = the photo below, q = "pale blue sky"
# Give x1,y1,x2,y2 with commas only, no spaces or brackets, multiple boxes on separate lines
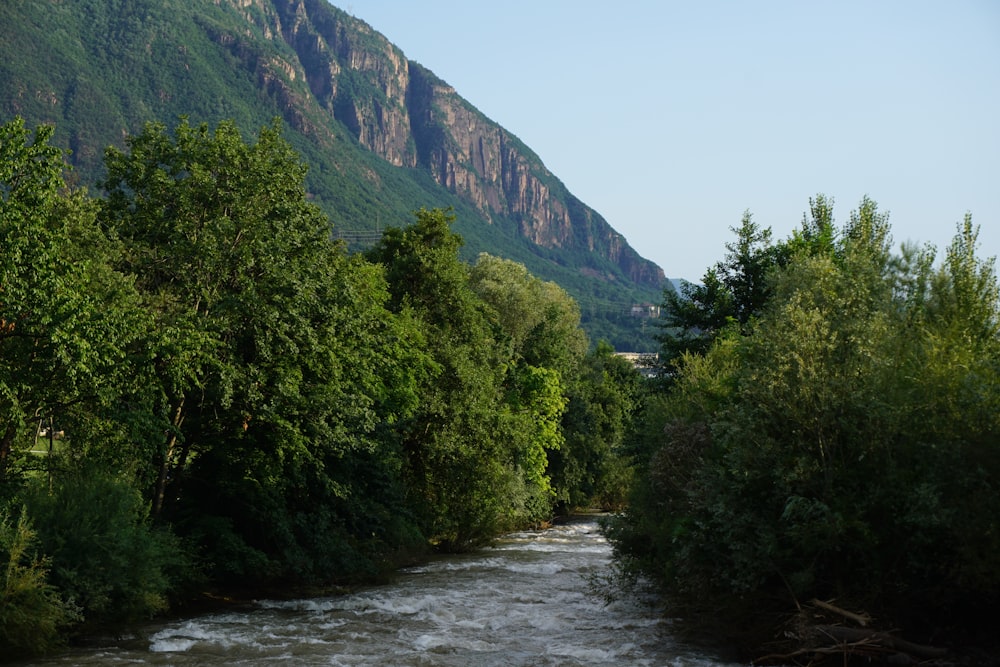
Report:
343,1,999,280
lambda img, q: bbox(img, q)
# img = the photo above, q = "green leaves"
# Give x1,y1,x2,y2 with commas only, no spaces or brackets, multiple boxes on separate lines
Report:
22,471,184,624
0,509,80,658
1,118,139,481
1,114,628,658
367,210,611,544
929,215,999,342
657,210,787,372
0,119,64,212
97,118,439,582
614,196,1000,642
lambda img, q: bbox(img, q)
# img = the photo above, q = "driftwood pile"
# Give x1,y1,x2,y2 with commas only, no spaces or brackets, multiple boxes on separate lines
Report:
754,598,949,666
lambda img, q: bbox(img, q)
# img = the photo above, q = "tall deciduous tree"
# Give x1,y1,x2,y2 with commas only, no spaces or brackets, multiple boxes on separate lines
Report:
469,253,587,376
1,118,137,482
369,210,574,547
555,341,643,512
100,118,334,513
469,254,590,507
99,118,428,581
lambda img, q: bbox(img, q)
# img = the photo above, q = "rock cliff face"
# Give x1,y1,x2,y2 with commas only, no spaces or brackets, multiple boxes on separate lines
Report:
225,0,664,288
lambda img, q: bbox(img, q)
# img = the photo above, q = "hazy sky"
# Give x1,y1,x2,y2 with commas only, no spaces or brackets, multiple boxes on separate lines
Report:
343,1,999,280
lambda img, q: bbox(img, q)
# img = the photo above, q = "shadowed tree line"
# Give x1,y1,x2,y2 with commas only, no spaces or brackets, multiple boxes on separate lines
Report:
0,117,641,658
609,196,1000,663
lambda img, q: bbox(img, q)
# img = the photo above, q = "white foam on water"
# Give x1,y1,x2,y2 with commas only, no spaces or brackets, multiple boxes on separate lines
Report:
546,642,623,662
32,518,743,666
256,598,336,613
403,555,509,574
501,560,565,575
148,636,197,653
411,632,497,653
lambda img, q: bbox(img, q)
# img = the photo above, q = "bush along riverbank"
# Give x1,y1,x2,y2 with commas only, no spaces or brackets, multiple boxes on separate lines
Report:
606,200,1000,665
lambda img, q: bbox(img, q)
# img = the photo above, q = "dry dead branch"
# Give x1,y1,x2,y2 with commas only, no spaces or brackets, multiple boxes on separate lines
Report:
753,599,947,666
809,598,872,627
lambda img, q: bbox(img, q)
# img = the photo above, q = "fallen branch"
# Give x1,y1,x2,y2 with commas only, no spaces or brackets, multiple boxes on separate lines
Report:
754,600,949,666
755,639,894,665
809,598,871,627
816,625,948,660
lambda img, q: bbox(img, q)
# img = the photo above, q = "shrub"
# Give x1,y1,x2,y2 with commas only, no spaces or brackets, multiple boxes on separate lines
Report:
23,470,190,626
0,506,80,658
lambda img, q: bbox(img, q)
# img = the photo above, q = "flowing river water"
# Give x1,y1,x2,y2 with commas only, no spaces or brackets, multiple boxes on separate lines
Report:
28,517,741,666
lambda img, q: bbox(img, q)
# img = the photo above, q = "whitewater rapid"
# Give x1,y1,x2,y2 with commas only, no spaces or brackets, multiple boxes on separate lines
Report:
31,517,740,666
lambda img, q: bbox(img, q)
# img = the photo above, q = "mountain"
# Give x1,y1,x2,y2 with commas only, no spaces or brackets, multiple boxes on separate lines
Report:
0,0,667,351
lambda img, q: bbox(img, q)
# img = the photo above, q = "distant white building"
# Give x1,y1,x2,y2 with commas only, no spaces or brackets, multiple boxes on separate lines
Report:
629,303,661,318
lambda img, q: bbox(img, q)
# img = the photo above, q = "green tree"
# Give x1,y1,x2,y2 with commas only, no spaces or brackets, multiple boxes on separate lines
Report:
470,254,598,509
22,471,185,625
100,118,429,583
657,210,786,373
718,211,787,325
658,270,735,365
1,117,138,484
369,210,556,547
927,214,999,343
788,193,837,258
100,118,297,515
554,341,643,511
469,253,588,376
99,117,348,513
611,199,1000,654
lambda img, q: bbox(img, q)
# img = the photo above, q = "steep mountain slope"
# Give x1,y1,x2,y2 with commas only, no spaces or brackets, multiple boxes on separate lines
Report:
0,0,666,350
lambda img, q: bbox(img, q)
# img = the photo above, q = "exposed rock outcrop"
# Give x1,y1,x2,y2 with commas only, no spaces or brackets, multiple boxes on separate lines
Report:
228,0,664,288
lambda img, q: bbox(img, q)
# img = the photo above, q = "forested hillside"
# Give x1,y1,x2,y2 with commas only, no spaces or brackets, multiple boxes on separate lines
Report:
0,0,665,351
0,118,642,657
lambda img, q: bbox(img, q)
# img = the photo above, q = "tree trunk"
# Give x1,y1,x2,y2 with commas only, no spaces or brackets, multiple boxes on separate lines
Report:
0,421,17,481
152,397,185,518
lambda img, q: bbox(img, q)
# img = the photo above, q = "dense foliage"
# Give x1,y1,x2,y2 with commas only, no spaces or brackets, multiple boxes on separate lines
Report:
0,117,640,657
609,196,1000,657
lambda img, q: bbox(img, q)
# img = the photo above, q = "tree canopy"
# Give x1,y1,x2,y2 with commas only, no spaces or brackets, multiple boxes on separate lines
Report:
1,116,625,656
611,197,1000,659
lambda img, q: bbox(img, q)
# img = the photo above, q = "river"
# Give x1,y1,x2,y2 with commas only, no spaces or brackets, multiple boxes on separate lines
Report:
28,516,741,666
